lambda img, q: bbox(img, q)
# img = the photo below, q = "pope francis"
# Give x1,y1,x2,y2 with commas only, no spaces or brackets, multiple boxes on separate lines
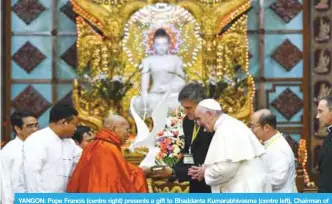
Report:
188,99,272,193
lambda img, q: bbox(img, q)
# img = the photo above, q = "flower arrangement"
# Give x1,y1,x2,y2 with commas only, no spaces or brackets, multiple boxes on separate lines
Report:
79,59,138,102
155,108,185,167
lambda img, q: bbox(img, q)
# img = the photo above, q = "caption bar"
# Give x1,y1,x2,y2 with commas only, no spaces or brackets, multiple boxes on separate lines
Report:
15,193,332,204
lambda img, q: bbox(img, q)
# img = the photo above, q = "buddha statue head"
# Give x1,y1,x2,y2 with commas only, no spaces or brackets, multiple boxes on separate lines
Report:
153,28,170,55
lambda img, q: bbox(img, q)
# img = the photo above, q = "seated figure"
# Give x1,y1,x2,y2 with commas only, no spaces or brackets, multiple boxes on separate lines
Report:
133,28,186,118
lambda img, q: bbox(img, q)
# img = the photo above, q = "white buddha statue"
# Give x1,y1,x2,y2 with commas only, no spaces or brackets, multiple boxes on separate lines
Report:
133,28,186,117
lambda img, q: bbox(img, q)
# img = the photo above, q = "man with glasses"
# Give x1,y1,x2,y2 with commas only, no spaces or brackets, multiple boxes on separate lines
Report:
250,109,297,192
23,104,82,192
1,110,38,195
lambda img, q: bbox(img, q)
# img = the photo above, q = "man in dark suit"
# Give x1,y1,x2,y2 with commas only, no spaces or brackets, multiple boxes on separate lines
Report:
151,83,213,193
316,96,332,192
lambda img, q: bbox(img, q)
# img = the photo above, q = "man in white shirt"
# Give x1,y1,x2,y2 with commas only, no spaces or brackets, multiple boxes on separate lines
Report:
1,150,14,204
188,99,271,193
250,109,297,193
1,111,38,195
23,104,82,192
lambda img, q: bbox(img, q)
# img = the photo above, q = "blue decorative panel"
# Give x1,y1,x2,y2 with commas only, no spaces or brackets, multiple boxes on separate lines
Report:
11,84,52,102
57,36,77,79
264,0,303,30
264,34,303,78
38,109,51,129
247,0,259,30
11,0,52,32
248,34,259,77
11,84,52,129
288,134,301,143
57,84,72,101
11,36,52,79
57,0,77,32
265,83,303,123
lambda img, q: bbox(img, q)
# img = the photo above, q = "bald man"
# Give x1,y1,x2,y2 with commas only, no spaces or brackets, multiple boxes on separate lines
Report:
66,115,149,192
188,99,271,193
250,109,297,192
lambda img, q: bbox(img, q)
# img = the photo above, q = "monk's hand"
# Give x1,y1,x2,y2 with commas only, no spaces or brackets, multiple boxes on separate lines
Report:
141,166,151,177
150,166,173,179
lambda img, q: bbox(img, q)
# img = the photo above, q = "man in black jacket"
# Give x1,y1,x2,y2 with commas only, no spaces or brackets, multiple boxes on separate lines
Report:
316,96,332,192
151,83,213,193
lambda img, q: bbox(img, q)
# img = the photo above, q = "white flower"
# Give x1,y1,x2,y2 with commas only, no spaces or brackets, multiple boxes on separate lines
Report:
165,117,172,128
224,75,234,85
91,72,107,82
83,74,90,79
112,75,125,83
171,153,178,157
197,80,204,85
99,73,107,80
208,77,216,85
178,128,184,137
173,146,181,154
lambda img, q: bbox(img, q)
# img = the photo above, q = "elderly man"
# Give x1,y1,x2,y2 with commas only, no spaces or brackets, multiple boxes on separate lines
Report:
67,115,149,193
316,96,332,192
189,99,271,193
250,109,297,192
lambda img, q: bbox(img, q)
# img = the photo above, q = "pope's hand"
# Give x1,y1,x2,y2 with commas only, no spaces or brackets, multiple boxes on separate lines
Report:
188,166,205,181
150,166,173,179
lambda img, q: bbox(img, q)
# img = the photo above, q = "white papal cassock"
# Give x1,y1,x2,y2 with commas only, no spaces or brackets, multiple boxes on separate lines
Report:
262,132,297,192
23,127,82,192
1,137,25,194
1,151,13,204
204,114,272,193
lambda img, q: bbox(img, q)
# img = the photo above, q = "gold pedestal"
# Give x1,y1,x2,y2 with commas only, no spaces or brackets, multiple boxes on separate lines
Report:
150,179,189,193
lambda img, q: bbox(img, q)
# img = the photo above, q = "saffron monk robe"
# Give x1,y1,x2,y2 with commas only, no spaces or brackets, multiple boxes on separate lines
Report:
66,115,150,193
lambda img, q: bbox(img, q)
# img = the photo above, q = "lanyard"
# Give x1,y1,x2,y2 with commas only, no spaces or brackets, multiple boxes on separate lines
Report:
192,123,200,143
189,123,200,154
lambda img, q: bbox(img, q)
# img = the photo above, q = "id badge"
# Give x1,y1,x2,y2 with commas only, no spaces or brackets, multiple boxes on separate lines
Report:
183,154,194,164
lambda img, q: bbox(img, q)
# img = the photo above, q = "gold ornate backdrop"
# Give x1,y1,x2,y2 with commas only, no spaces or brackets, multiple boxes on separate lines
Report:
70,0,254,130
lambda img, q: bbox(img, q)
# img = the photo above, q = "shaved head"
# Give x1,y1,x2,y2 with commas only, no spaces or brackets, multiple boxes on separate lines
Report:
104,114,130,145
104,115,128,127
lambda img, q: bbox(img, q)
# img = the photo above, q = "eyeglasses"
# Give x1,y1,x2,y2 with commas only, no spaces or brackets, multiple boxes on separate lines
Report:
249,124,261,129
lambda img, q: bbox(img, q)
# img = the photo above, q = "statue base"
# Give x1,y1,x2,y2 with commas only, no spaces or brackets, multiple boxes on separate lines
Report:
149,179,189,193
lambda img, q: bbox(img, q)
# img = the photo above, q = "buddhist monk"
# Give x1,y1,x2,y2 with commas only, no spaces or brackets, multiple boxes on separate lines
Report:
66,115,149,192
